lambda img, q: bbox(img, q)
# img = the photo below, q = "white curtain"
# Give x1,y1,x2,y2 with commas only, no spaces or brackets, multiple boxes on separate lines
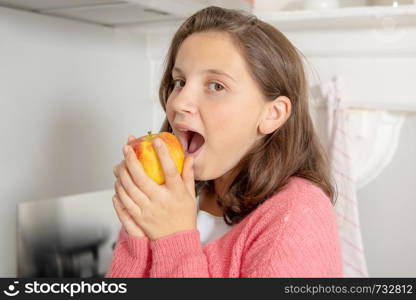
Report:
320,76,369,277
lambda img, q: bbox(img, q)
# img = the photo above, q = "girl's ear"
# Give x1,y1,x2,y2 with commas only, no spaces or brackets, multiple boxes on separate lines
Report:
258,96,291,135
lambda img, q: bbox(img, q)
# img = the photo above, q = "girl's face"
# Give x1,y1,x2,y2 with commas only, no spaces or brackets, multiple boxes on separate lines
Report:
166,31,268,181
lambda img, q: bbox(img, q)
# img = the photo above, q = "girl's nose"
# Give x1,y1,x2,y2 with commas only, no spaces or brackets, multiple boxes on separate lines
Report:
171,85,197,115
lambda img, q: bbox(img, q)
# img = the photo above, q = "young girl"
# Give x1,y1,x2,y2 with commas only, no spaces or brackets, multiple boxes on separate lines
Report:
107,6,343,278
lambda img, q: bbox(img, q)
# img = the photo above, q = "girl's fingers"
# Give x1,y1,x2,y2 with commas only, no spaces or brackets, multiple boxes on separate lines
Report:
123,146,159,197
113,163,120,178
182,155,195,198
127,135,136,144
151,138,181,189
112,195,144,237
118,161,151,207
115,177,144,214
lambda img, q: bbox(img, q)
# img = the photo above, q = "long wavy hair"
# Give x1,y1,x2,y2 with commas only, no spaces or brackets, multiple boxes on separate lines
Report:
158,6,336,225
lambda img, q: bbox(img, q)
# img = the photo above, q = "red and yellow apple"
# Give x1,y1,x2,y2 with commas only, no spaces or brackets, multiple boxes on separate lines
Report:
128,131,184,184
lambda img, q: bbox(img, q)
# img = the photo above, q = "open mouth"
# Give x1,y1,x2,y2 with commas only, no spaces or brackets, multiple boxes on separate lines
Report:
177,130,205,155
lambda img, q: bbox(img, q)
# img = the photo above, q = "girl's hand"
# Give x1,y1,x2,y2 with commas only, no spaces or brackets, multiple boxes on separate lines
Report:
113,135,197,240
112,135,146,238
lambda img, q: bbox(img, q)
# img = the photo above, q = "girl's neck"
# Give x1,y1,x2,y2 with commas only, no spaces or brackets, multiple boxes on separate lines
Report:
199,189,223,217
198,172,234,217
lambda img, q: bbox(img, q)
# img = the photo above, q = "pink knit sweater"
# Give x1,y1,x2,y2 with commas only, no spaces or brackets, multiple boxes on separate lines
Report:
105,176,343,278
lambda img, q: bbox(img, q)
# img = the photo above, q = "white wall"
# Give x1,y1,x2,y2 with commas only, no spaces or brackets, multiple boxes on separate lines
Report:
0,7,151,276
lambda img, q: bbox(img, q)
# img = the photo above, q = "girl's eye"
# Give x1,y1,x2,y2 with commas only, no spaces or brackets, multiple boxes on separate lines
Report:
208,82,224,92
173,79,185,89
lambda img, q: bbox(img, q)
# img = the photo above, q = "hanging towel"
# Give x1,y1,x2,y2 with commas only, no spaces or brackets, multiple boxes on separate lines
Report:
320,76,369,277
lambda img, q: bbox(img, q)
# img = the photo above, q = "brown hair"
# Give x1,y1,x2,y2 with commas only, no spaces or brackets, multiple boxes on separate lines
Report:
158,6,336,225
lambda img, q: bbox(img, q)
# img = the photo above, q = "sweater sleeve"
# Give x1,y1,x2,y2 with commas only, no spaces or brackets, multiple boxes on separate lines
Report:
148,229,210,278
240,192,343,278
105,227,152,278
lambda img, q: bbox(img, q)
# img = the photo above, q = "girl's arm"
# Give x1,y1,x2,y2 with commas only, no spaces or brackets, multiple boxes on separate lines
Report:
107,228,209,278
148,229,210,278
105,227,152,278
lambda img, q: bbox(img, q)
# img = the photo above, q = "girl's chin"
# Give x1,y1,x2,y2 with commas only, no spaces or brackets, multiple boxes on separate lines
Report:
193,167,210,181
193,168,218,181
189,146,218,181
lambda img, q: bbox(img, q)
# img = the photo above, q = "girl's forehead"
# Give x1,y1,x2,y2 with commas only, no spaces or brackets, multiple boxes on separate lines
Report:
179,31,236,53
174,32,248,76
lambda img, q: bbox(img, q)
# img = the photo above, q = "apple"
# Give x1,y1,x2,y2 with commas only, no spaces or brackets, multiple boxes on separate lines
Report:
128,131,184,184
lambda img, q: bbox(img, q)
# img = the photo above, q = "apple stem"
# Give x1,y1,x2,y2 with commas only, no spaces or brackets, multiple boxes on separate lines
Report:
147,131,152,136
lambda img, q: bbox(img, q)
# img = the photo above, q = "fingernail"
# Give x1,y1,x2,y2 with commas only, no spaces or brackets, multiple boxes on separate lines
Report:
153,138,162,148
123,145,128,155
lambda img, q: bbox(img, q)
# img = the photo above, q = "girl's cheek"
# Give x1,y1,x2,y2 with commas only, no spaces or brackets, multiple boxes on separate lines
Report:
166,105,174,124
210,110,234,145
219,112,235,133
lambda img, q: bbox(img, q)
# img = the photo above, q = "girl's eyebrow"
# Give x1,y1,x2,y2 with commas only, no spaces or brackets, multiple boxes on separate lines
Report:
172,67,237,83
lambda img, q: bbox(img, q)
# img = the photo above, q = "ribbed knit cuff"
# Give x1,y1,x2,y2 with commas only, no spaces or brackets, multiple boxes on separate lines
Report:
120,228,150,260
150,229,201,262
126,235,150,260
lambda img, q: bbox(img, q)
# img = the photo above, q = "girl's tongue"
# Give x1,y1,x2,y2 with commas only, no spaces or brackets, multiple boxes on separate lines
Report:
188,132,205,153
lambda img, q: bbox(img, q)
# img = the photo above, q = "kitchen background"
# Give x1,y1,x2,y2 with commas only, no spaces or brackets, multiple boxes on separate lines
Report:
0,0,415,277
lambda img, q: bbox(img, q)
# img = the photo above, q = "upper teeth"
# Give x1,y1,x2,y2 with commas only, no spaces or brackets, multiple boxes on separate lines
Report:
179,129,188,132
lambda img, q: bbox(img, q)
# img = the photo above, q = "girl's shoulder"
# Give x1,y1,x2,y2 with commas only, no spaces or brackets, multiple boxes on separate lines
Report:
245,176,334,228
